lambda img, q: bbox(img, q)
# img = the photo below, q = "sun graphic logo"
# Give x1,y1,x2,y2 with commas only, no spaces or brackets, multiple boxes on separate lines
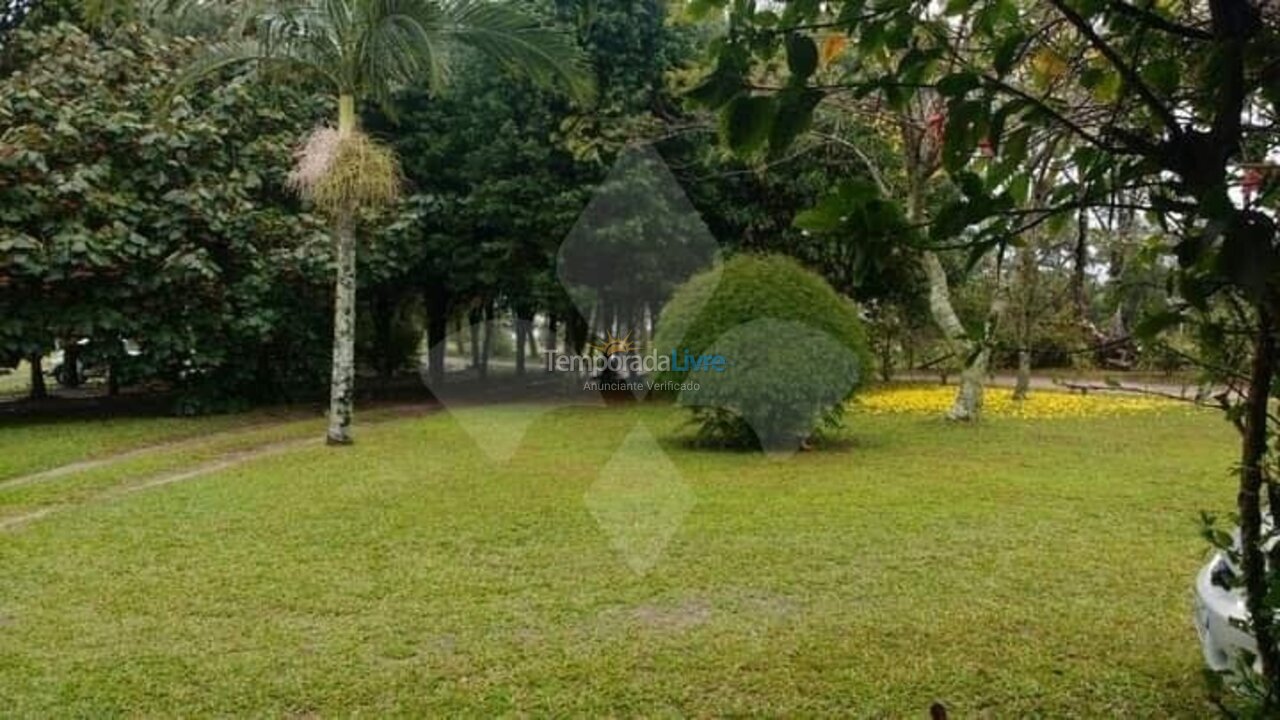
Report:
589,330,638,357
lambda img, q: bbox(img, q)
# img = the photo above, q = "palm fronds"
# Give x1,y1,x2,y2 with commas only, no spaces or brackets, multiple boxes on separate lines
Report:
171,0,593,106
441,0,594,103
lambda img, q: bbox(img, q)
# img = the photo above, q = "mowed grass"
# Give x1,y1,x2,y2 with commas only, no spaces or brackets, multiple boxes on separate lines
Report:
0,409,318,483
0,362,30,397
0,397,1238,716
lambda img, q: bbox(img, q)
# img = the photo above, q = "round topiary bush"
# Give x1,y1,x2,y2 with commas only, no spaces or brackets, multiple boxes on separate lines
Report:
652,253,872,451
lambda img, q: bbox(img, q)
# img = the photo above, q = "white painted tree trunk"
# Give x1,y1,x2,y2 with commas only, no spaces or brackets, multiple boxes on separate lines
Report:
327,213,357,445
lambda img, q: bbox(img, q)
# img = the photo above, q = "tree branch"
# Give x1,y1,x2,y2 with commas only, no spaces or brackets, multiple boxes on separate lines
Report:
1106,1,1213,41
980,74,1127,154
1047,0,1183,138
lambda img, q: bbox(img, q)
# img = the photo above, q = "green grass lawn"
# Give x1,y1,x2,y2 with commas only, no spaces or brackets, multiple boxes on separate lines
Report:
0,399,1238,716
0,409,320,484
0,361,30,397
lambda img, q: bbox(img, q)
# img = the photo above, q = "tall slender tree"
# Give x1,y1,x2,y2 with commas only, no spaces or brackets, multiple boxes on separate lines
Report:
176,0,592,443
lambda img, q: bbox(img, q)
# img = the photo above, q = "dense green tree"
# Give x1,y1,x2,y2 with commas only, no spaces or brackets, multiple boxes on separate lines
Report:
177,0,591,443
692,0,1280,704
0,23,334,407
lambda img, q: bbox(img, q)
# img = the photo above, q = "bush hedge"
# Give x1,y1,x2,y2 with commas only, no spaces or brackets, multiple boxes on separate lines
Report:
652,253,872,451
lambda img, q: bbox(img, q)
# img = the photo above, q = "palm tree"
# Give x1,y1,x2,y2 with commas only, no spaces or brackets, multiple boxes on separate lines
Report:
176,0,592,444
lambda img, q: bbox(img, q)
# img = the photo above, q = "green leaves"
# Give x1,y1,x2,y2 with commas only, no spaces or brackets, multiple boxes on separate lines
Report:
793,178,917,292
785,33,818,82
444,0,595,103
992,31,1026,76
720,95,778,154
769,87,824,156
1142,58,1179,96
1134,309,1187,343
936,71,980,98
0,23,334,402
795,178,908,238
687,64,744,109
795,178,878,233
1217,214,1280,304
942,98,989,173
694,29,826,158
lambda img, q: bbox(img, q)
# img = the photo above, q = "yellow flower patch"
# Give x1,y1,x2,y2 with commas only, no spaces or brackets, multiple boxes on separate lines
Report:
855,384,1178,419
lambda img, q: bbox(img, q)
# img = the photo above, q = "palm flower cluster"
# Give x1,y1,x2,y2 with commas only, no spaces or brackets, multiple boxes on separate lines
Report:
286,127,401,217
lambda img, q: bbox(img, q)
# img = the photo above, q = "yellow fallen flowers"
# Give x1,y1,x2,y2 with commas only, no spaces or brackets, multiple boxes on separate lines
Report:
856,384,1178,419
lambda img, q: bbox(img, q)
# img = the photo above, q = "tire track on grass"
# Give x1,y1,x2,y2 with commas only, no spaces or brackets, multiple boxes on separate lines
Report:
0,401,438,491
0,436,323,532
0,414,318,491
0,402,441,532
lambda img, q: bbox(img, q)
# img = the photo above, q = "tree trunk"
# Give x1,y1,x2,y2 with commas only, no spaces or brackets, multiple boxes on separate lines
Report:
469,307,482,370
1072,205,1105,354
28,354,45,400
921,252,968,357
876,312,894,382
568,311,588,355
1012,350,1031,401
879,346,893,382
1010,238,1039,401
898,108,989,420
327,212,357,445
424,285,449,388
921,250,987,420
948,348,988,420
480,302,494,379
107,360,120,397
326,93,361,446
530,316,541,360
1238,309,1280,695
515,306,529,377
546,314,558,356
62,342,82,388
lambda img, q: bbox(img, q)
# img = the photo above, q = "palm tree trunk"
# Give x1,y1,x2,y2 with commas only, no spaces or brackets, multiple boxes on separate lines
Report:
327,212,357,445
327,93,359,445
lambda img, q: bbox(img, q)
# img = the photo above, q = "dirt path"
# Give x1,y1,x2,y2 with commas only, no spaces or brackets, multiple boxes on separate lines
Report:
891,371,1213,400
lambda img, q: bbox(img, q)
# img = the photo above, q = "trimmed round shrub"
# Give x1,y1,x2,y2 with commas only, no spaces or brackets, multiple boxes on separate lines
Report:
653,253,873,451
